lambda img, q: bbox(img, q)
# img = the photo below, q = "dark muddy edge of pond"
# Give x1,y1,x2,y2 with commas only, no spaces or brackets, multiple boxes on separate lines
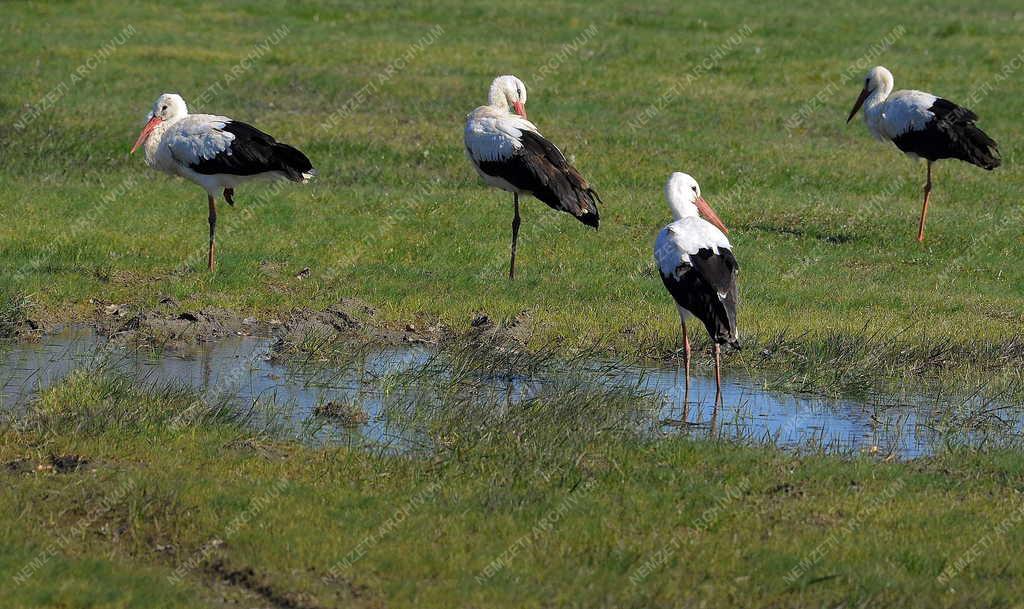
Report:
8,297,543,357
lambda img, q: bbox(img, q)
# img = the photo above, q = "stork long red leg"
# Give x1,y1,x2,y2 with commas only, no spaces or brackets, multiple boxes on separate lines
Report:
509,193,521,280
917,161,933,243
681,319,691,413
713,343,723,407
207,195,217,272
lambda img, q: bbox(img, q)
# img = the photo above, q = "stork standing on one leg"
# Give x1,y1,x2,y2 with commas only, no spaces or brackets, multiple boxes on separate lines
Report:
654,173,740,407
464,75,601,279
846,66,1000,242
131,93,315,270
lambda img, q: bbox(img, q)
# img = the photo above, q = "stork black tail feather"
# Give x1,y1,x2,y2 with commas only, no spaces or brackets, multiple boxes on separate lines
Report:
576,188,601,229
931,99,1001,170
533,182,602,229
959,124,1001,170
272,143,316,182
721,336,742,350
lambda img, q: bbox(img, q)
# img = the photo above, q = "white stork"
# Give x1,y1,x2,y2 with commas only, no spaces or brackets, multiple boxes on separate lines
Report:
654,173,740,406
464,75,601,279
130,93,315,270
846,66,1000,242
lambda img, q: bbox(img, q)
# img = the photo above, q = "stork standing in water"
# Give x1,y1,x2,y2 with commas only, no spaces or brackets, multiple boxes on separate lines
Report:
654,173,740,407
464,75,601,279
131,93,315,270
847,66,1000,242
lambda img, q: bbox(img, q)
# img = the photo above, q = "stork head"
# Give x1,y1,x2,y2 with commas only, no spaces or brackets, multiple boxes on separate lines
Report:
847,66,894,123
131,93,187,153
665,172,728,233
488,75,528,119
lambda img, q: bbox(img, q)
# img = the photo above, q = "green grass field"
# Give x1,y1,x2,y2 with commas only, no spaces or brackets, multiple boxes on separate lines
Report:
2,0,1022,371
3,1,1024,606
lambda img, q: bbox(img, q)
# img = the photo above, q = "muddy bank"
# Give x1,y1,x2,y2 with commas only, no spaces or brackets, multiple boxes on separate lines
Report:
83,297,415,347
10,296,544,359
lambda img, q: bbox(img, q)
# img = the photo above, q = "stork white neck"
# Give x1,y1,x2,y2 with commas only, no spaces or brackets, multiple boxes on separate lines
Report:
860,66,895,137
142,119,176,167
487,80,509,113
665,172,701,220
486,75,527,116
865,67,894,105
140,93,190,167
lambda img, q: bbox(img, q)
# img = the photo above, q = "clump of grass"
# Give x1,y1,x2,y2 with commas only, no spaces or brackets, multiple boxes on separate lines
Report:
751,326,904,396
747,324,1024,399
0,290,33,339
925,376,1024,453
371,337,663,468
312,400,370,427
28,370,232,436
270,328,380,373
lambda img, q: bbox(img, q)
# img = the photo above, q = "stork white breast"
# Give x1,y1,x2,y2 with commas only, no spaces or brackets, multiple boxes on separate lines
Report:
653,216,732,279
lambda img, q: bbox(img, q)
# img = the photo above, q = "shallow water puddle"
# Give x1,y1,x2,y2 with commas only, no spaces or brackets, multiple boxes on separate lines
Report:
0,326,429,451
0,326,1007,458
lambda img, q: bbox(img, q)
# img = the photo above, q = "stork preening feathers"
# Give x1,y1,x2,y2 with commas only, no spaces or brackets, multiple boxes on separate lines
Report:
654,173,740,407
131,93,315,270
847,66,1000,242
465,75,601,279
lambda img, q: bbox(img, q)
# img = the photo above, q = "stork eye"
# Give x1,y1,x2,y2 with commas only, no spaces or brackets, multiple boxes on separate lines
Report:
161,105,167,111
691,186,697,193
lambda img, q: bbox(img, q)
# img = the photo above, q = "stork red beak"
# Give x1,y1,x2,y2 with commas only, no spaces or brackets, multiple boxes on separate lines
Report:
695,197,729,234
846,87,872,123
512,101,527,120
131,116,163,153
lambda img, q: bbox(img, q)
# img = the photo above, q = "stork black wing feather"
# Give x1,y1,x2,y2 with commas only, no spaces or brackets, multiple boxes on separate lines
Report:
892,98,1000,170
661,247,740,347
190,121,314,180
476,130,601,228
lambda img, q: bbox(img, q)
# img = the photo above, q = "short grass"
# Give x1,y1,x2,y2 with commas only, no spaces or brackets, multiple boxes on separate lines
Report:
1,0,1022,379
4,372,1024,608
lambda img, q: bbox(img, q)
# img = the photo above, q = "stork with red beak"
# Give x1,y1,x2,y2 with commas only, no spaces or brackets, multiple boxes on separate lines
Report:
464,75,601,279
654,172,739,407
131,93,315,270
846,66,1000,242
